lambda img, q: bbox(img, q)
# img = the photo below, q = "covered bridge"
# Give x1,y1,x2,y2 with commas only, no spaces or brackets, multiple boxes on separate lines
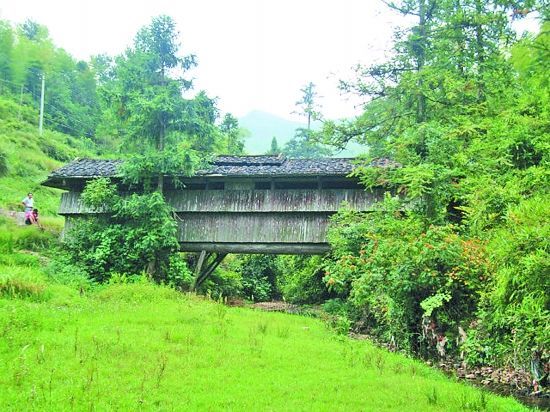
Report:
43,155,390,256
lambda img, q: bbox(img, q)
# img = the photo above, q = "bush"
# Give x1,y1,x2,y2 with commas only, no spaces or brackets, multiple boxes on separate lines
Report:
277,255,331,304
45,252,96,291
325,197,489,358
239,254,279,302
200,263,243,300
65,178,180,284
466,195,550,367
38,138,76,162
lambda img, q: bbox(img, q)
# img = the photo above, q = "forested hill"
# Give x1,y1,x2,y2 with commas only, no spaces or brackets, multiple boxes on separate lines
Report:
0,18,249,166
0,19,335,166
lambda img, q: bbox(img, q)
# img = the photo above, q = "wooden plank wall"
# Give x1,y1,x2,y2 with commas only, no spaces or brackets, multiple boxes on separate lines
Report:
60,189,381,215
176,212,331,243
58,188,379,248
166,189,380,212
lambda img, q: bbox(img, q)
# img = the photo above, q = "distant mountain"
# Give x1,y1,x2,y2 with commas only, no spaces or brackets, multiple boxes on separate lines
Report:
239,110,305,154
238,110,367,157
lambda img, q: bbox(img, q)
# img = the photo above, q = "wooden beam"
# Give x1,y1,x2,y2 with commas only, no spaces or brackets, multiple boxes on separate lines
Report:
181,242,330,255
191,250,208,290
195,253,227,289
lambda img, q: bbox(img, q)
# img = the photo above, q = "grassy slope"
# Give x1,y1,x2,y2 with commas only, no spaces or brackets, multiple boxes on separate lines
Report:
0,95,95,218
0,222,528,412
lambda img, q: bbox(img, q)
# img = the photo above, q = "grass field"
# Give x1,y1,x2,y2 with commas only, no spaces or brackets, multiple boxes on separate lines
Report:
0,220,530,412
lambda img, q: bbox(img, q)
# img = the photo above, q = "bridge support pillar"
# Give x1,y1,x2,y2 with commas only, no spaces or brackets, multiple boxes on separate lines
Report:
192,251,227,290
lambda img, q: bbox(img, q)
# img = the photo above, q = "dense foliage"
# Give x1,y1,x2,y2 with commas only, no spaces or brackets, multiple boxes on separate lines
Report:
318,1,549,374
64,178,191,285
0,20,100,137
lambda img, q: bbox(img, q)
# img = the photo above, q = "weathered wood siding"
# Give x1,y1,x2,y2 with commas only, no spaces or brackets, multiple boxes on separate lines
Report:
60,189,380,215
59,187,378,253
167,189,380,212
176,212,331,243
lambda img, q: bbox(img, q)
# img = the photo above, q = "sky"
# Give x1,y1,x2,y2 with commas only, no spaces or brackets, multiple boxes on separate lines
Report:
0,1,539,122
0,0,406,121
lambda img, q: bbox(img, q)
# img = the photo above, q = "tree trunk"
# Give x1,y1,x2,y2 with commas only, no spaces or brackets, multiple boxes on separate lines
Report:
474,0,486,101
416,0,428,124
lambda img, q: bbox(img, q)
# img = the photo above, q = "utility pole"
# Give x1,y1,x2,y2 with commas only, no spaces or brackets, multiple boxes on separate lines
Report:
18,84,24,121
38,73,45,135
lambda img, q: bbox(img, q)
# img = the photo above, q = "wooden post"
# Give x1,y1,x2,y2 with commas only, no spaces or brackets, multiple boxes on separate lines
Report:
194,253,227,289
191,250,208,291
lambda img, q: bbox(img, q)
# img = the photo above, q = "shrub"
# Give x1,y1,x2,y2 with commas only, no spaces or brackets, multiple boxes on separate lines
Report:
45,252,96,291
199,256,243,299
239,254,279,302
325,197,489,358
38,139,76,162
466,195,550,367
64,178,180,284
0,149,8,176
277,255,331,304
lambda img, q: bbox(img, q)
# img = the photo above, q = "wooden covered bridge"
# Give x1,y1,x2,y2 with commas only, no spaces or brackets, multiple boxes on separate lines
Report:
43,155,391,285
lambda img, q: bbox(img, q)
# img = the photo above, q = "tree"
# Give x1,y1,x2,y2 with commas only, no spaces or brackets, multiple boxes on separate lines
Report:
283,128,332,158
285,82,332,158
319,0,549,368
293,81,321,130
108,15,198,193
322,0,543,219
0,21,14,83
220,113,245,154
267,136,281,155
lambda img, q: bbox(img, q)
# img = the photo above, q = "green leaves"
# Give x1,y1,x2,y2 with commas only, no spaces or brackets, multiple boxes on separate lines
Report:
67,180,183,285
326,201,490,356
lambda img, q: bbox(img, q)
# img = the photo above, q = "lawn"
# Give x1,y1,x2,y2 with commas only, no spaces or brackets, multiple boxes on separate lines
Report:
0,276,529,411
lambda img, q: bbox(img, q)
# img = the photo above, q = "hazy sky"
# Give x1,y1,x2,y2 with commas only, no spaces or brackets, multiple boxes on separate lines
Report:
0,1,539,121
0,0,408,121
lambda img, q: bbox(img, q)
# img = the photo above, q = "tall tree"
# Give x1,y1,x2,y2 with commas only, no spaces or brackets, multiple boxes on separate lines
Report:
267,136,280,155
322,0,543,219
220,113,246,154
285,82,331,158
108,15,197,193
293,81,321,130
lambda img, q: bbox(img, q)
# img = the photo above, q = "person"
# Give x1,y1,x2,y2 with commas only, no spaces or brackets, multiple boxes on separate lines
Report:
25,208,39,226
22,193,34,224
22,192,33,211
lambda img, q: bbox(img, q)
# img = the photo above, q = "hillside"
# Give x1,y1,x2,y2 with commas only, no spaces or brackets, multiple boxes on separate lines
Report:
0,95,97,218
239,110,305,154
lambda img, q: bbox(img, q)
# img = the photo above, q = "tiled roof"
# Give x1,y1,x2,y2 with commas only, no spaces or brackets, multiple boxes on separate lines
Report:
48,158,123,179
198,157,355,177
43,156,399,189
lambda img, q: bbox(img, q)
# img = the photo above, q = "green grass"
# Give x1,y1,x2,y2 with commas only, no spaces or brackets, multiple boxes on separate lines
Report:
0,278,529,411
